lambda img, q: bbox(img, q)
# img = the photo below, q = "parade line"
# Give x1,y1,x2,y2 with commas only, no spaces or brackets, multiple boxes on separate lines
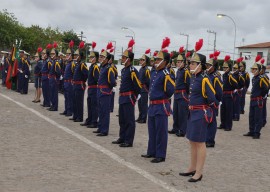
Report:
0,92,182,192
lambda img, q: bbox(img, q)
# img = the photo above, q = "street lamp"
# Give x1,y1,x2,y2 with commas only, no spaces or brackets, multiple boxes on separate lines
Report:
207,30,217,52
217,13,237,64
121,27,136,65
180,33,189,54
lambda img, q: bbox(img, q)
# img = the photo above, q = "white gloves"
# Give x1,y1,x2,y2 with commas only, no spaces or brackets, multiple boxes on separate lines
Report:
4,70,7,73
137,94,141,101
233,90,237,93
112,87,116,92
60,75,63,80
25,75,28,78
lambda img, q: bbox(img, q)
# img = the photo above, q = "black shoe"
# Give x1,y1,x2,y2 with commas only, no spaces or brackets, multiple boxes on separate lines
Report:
96,133,108,136
49,108,57,111
233,118,239,121
176,132,185,137
151,158,165,163
60,112,67,115
65,114,72,117
168,129,177,134
179,171,196,177
206,143,215,148
69,118,75,121
252,135,260,139
243,132,254,137
112,139,124,144
87,124,98,128
217,125,224,129
188,175,203,182
224,128,232,131
80,122,88,126
74,119,83,122
240,110,245,114
93,130,100,133
119,143,133,147
141,154,154,158
47,107,52,110
137,120,146,124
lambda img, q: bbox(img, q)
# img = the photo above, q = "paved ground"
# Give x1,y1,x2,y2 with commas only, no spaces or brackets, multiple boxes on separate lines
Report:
0,83,269,192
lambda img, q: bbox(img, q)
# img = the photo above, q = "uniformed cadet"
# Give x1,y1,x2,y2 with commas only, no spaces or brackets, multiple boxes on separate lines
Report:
60,40,75,117
80,41,100,128
40,44,53,107
205,52,223,148
47,42,61,111
141,37,175,163
179,39,218,182
136,49,151,124
1,52,9,86
259,59,270,127
93,42,116,136
32,47,43,102
17,50,25,93
20,51,30,94
169,46,190,137
232,58,245,121
112,40,141,147
239,61,250,114
243,56,269,139
108,48,118,113
70,41,88,122
58,52,65,94
219,56,238,131
167,52,176,81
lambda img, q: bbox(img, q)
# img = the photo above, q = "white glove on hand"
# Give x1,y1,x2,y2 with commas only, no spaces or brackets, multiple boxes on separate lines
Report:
4,70,7,73
137,94,141,101
233,90,237,93
60,75,63,80
112,87,116,92
264,94,268,99
20,70,23,73
25,75,28,78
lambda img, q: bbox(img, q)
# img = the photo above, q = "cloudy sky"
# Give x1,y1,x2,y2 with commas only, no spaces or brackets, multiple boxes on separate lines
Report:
2,0,270,59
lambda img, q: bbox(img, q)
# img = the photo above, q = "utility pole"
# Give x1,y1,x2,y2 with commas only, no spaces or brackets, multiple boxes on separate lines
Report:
180,33,189,54
207,30,217,52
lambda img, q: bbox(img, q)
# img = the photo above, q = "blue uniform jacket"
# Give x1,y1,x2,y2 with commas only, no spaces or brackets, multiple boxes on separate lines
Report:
34,60,43,76
97,63,116,97
241,71,250,89
222,72,238,97
138,66,150,93
41,58,52,80
22,58,30,76
119,65,142,105
64,60,75,80
148,68,175,116
167,67,176,81
232,72,245,90
250,75,269,107
49,59,61,79
174,67,190,100
87,63,100,95
73,61,88,90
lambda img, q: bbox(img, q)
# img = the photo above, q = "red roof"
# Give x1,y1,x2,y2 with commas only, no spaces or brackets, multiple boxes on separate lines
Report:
237,42,270,48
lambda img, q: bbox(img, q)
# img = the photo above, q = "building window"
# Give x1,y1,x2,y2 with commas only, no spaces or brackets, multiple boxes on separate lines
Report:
257,52,263,57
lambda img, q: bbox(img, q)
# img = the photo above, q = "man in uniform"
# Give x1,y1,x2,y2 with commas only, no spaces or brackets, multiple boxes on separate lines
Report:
60,40,75,116
21,51,30,94
219,56,238,131
80,41,100,128
141,37,175,163
17,50,25,93
136,49,151,124
169,46,190,137
243,56,269,139
239,61,250,114
112,39,141,147
108,48,118,113
93,42,116,136
70,41,88,122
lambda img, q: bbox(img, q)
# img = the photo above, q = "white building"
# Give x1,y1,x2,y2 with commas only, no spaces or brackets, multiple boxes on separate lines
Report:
237,42,270,70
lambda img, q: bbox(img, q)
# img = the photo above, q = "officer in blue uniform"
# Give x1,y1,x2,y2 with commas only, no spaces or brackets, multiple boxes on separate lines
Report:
243,56,269,139
112,40,141,147
60,40,75,116
17,50,25,93
141,37,175,163
109,51,118,113
40,44,52,107
58,53,65,94
93,43,116,136
219,56,238,131
179,39,218,182
21,52,30,94
81,43,100,128
47,43,61,111
1,52,9,86
205,53,223,147
169,47,190,137
232,59,245,121
239,61,250,114
136,49,151,124
32,47,43,102
70,41,88,122
167,57,176,81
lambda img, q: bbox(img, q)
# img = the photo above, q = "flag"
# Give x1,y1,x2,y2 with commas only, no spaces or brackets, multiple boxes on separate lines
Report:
5,45,16,89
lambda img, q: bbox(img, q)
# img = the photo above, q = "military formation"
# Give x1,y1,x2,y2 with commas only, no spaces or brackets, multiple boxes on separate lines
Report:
1,37,270,182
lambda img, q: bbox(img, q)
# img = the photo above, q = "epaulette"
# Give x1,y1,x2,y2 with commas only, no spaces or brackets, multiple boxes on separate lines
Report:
201,71,208,78
163,69,169,75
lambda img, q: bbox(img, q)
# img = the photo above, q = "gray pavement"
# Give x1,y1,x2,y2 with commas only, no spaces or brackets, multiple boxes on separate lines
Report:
0,83,270,192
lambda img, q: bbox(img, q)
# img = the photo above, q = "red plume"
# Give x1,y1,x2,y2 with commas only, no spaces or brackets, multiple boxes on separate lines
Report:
92,41,97,49
46,44,52,49
170,52,174,58
236,58,241,63
163,49,168,53
109,48,114,53
261,59,265,65
185,51,191,58
37,47,42,53
79,41,85,49
69,40,74,48
101,49,105,52
224,55,230,62
128,39,135,49
106,42,113,50
53,42,58,49
153,51,158,57
214,50,220,57
195,39,203,52
145,49,151,54
179,46,184,54
209,53,214,59
214,56,218,60
161,37,171,49
255,55,261,62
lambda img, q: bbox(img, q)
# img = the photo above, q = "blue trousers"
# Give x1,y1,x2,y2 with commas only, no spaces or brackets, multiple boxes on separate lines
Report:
147,115,168,159
97,96,111,134
64,82,73,115
206,112,217,144
262,99,267,127
220,96,233,129
2,70,6,85
172,98,188,134
119,102,136,144
22,76,29,94
110,92,115,112
17,73,23,92
42,79,50,107
138,92,148,121
240,89,247,113
233,92,240,119
73,88,85,121
86,93,98,126
49,78,58,110
249,104,263,136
